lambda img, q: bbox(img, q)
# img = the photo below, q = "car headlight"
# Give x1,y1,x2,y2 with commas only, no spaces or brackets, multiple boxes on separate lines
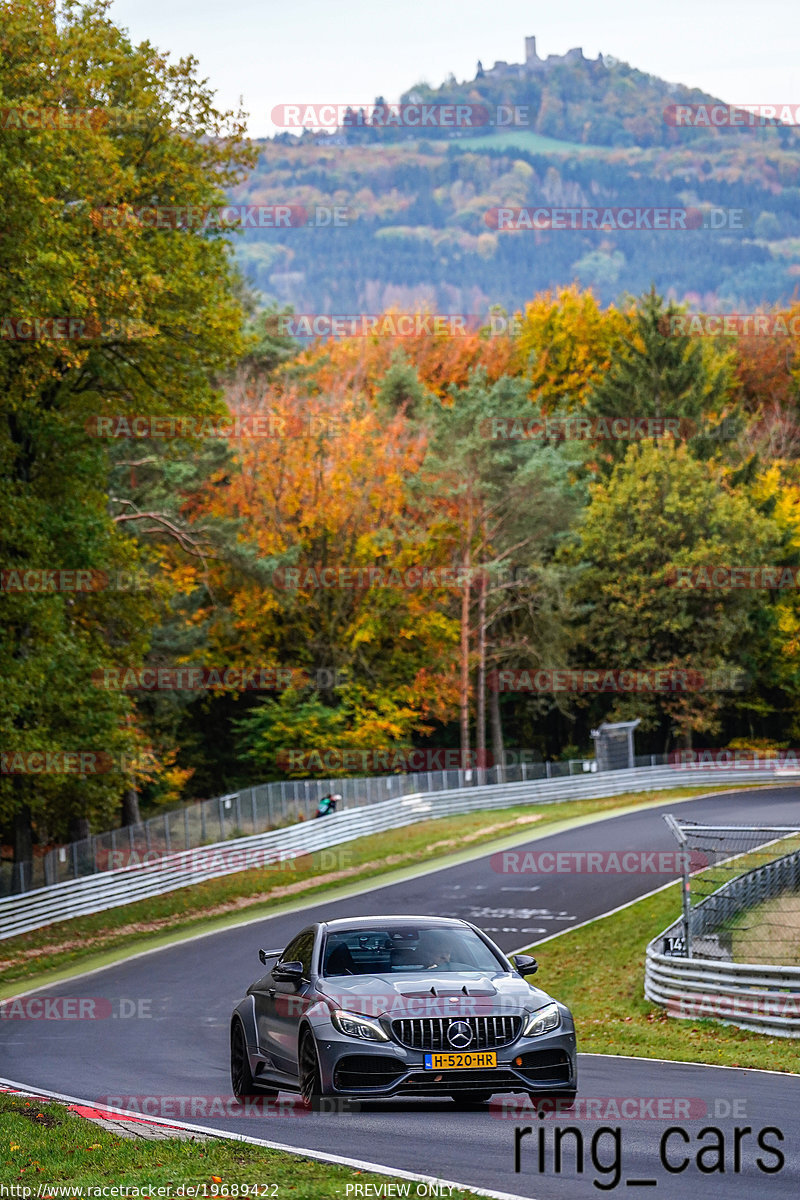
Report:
523,1002,561,1037
331,1009,389,1041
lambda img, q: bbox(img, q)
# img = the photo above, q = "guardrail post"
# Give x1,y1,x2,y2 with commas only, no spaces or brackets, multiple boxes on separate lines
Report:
164,814,171,852
201,801,207,843
545,761,552,779
184,806,190,849
250,788,257,832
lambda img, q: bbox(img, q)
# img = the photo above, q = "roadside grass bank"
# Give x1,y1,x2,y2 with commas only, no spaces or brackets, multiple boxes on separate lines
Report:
525,882,800,1074
0,1092,489,1198
729,893,800,965
0,784,771,994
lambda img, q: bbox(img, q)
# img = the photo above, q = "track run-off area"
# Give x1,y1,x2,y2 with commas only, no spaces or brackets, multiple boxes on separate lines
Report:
3,785,800,1198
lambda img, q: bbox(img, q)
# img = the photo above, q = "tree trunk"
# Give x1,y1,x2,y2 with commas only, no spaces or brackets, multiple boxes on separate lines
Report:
490,684,506,782
476,561,487,786
459,494,474,778
68,816,91,842
13,804,33,892
121,783,142,827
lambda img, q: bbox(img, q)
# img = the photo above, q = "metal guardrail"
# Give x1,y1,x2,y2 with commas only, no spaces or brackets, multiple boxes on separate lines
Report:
645,839,800,1037
1,756,605,897
0,763,793,941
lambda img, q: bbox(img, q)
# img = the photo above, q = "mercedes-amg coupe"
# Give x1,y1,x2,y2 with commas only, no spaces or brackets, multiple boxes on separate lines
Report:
230,914,577,1106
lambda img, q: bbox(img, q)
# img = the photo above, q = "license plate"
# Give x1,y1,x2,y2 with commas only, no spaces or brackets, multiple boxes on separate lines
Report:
423,1051,497,1070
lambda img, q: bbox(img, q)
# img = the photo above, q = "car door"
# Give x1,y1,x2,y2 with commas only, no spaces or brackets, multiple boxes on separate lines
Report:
259,928,316,1077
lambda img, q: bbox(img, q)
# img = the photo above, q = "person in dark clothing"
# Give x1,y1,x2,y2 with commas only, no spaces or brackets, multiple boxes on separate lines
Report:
315,792,341,818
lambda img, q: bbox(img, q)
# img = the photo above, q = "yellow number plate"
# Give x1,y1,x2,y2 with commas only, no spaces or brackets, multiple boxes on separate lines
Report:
423,1051,497,1070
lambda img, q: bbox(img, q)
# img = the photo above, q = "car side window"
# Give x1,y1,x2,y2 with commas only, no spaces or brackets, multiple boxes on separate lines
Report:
279,929,315,979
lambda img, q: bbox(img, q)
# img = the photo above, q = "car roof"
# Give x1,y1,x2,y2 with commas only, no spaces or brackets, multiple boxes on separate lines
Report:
319,915,471,931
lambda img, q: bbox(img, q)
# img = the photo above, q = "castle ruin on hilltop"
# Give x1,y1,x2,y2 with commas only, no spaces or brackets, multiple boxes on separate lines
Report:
478,36,605,80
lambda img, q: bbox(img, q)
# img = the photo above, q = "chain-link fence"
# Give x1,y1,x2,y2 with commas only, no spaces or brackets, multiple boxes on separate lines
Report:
664,816,800,963
1,753,623,897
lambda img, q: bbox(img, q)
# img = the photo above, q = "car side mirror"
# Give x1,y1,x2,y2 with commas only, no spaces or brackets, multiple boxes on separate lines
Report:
512,954,538,976
272,960,304,982
259,947,281,965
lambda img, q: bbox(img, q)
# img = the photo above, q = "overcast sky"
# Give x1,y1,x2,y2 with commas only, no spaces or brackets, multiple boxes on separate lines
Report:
108,0,799,138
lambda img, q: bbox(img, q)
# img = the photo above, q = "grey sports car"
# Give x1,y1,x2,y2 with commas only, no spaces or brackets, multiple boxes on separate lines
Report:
230,914,577,1107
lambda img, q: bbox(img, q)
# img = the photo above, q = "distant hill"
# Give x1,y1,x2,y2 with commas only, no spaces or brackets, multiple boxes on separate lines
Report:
309,37,797,151
234,38,800,316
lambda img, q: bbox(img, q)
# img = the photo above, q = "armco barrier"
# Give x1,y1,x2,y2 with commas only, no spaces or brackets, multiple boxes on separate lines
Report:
5,755,602,896
0,764,795,940
645,927,800,1037
645,841,800,1037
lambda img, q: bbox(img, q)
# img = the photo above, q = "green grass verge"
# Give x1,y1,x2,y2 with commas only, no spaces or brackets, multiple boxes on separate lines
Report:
0,1092,488,1196
0,785,772,996
729,892,800,964
524,882,800,1074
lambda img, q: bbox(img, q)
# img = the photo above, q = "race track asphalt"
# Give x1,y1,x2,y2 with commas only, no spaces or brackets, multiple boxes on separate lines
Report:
3,784,800,1198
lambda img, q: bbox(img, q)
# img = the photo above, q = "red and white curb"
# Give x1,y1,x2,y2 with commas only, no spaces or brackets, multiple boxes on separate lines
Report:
1,1077,532,1200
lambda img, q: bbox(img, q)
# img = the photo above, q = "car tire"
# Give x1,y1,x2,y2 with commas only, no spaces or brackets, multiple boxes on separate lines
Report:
230,1021,278,1100
450,1091,492,1107
299,1029,327,1110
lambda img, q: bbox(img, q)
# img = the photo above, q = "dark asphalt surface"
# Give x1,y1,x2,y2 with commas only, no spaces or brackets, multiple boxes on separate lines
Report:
3,785,800,1198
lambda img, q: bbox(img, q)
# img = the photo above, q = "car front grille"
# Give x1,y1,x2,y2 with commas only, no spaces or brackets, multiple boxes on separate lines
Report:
391,1015,522,1051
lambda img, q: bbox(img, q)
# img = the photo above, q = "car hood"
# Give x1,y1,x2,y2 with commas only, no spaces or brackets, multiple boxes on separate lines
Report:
318,971,553,1018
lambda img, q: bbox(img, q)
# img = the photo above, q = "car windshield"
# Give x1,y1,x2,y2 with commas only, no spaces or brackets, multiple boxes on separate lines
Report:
322,925,504,976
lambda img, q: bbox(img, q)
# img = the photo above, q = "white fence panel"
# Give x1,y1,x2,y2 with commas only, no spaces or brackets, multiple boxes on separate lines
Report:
1,764,796,940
